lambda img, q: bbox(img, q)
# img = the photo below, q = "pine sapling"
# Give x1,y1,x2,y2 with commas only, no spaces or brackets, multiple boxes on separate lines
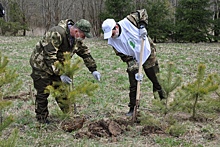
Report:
154,62,182,114
0,52,22,97
0,51,21,126
0,52,20,147
175,64,218,119
46,52,98,115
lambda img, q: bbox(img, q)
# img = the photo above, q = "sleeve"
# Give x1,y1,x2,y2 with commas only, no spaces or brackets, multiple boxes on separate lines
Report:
41,31,62,75
137,9,148,29
126,9,148,29
75,41,97,72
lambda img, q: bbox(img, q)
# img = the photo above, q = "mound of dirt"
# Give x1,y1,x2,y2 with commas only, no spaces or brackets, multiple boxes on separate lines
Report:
61,117,86,132
74,118,130,139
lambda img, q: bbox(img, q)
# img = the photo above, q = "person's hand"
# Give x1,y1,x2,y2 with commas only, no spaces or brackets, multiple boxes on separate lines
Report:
139,25,147,40
60,75,72,84
92,71,101,81
135,73,143,82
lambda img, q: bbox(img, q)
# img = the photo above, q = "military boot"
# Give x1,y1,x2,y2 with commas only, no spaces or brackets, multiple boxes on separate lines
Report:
153,89,166,100
126,107,134,117
158,89,166,100
37,118,50,124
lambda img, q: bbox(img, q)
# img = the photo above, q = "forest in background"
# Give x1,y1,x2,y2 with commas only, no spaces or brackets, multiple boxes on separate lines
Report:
0,0,219,42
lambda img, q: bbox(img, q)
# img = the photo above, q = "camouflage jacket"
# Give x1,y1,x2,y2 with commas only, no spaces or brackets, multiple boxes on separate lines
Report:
113,9,157,69
30,19,97,77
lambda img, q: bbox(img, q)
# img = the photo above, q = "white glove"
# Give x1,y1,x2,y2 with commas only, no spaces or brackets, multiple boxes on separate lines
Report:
92,71,101,81
135,73,143,82
60,75,72,84
139,25,147,40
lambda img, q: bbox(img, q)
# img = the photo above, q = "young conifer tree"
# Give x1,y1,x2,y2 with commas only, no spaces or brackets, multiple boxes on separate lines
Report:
0,51,21,124
153,62,182,114
173,64,218,119
46,52,98,114
0,52,20,147
0,52,22,97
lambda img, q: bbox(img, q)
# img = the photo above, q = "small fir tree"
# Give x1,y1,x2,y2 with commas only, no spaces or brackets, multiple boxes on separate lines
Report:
173,64,218,119
0,51,22,124
153,62,182,114
0,52,22,97
0,52,21,147
46,52,98,114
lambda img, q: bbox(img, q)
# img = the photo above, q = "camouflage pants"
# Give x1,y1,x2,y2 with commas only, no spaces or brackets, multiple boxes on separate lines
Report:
126,59,162,108
31,71,69,120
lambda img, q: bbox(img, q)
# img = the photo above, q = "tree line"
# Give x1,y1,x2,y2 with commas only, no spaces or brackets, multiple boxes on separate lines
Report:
0,0,219,42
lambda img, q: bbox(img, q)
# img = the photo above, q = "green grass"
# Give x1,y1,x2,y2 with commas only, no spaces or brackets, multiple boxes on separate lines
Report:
0,36,220,146
154,137,194,147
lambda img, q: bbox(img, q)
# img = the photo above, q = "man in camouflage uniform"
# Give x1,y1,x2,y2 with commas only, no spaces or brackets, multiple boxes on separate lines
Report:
102,9,165,116
30,19,101,123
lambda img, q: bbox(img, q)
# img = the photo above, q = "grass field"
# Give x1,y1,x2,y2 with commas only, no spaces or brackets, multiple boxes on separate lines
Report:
0,36,220,147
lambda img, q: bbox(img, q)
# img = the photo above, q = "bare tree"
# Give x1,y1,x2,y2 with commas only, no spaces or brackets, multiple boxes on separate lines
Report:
54,0,60,25
2,0,216,38
88,0,105,37
212,0,220,40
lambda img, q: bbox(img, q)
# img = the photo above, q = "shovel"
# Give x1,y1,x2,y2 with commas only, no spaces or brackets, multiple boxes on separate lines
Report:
132,38,145,123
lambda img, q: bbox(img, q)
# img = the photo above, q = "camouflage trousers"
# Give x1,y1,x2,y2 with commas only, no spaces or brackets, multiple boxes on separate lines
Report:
126,59,162,108
31,70,69,120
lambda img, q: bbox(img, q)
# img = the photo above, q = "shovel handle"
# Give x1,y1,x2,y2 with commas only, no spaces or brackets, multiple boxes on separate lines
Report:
132,38,145,123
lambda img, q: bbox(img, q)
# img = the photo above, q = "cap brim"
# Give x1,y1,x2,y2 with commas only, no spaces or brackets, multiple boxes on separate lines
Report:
85,32,93,38
104,30,112,39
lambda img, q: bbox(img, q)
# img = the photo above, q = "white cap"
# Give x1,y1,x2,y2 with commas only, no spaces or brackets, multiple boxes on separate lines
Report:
102,19,116,39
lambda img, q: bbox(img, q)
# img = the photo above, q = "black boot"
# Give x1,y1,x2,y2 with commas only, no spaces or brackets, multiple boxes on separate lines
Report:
158,89,166,100
37,118,50,124
126,107,134,117
153,89,166,100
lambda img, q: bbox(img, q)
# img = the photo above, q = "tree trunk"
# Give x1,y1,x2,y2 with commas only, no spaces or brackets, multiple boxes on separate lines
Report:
213,0,219,42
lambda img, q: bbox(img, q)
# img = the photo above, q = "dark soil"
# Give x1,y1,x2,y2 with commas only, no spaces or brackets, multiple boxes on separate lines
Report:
71,118,130,139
